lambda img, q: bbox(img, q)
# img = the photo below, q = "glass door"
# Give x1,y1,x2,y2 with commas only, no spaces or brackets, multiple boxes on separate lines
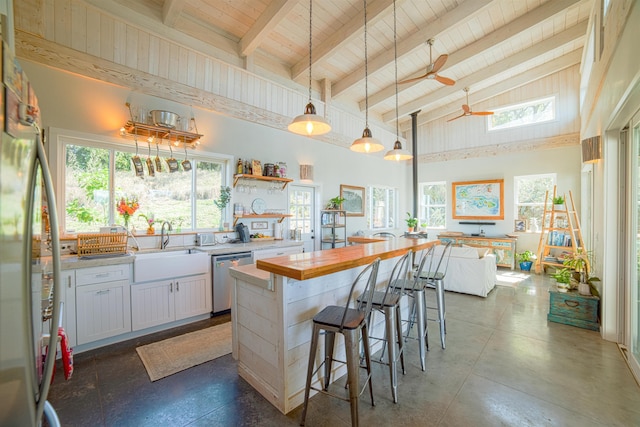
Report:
629,110,640,381
288,185,316,252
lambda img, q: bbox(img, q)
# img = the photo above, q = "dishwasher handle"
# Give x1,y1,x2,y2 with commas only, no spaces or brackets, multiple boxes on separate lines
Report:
213,252,253,263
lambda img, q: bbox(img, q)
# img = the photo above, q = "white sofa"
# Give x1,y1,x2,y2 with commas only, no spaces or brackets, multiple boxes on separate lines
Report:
432,244,497,297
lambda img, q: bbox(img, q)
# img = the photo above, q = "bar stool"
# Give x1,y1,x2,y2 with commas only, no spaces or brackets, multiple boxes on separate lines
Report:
300,258,381,427
417,242,452,349
390,246,435,371
358,250,412,403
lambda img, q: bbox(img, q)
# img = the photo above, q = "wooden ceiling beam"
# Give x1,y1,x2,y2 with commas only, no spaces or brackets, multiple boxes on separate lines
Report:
384,20,588,122
365,0,583,111
332,0,493,98
291,0,397,81
162,0,186,27
241,0,298,57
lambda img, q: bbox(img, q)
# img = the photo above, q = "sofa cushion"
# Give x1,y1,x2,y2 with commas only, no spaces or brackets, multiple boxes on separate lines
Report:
462,244,490,259
448,245,479,259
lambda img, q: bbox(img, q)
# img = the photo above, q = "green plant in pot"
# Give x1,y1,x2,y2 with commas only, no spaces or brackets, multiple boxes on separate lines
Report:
405,212,418,231
326,196,345,210
552,195,565,209
562,249,600,296
551,267,572,292
516,250,536,271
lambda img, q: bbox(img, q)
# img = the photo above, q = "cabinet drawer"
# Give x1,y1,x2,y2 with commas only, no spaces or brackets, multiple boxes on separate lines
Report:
548,290,599,331
76,264,130,286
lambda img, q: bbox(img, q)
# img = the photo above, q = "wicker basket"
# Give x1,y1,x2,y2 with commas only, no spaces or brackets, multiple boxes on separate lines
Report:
77,233,128,257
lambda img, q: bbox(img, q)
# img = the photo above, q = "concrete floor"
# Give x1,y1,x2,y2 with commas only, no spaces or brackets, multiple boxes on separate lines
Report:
47,270,640,426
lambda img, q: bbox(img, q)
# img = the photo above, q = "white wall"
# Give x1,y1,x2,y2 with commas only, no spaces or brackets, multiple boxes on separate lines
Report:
22,60,412,238
418,144,582,255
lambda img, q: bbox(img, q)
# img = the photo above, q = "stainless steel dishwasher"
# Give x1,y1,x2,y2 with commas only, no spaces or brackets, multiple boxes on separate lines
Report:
212,252,252,315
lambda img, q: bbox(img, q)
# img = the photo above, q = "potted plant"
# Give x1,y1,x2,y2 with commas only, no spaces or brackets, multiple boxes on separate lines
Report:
326,196,345,210
552,195,565,210
563,250,600,296
405,212,418,232
516,250,536,271
138,213,157,234
551,267,572,292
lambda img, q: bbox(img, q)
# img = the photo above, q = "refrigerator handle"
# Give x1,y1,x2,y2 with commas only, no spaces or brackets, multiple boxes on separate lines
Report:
34,129,62,422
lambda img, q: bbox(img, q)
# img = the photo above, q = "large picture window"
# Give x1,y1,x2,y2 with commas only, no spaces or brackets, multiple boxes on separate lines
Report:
368,186,398,230
514,173,556,232
59,135,229,233
419,181,446,228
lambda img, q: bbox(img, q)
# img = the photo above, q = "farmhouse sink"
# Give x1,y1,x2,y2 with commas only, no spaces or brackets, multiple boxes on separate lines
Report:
134,249,209,282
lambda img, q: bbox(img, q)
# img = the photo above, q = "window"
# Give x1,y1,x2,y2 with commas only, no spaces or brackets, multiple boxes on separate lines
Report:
488,96,556,131
368,186,397,230
419,181,446,228
514,174,556,232
61,137,229,233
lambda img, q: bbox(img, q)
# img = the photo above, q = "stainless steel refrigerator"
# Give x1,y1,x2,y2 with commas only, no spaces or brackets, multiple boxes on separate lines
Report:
0,34,63,426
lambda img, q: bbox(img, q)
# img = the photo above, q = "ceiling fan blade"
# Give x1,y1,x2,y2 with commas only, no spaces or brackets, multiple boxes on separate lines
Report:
398,73,428,84
471,111,494,116
434,74,455,86
431,54,448,73
447,112,466,122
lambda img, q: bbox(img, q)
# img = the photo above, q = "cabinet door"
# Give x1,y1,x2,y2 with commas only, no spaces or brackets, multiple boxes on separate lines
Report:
174,274,210,321
76,280,131,345
60,271,77,348
131,281,174,331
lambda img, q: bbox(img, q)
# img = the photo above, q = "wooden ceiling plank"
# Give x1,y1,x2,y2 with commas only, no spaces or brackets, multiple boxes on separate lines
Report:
403,49,583,129
291,0,397,80
386,20,587,122
162,0,186,27
366,0,582,110
240,0,298,57
333,0,493,98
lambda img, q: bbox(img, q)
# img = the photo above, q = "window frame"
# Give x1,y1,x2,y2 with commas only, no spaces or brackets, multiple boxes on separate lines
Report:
488,95,557,132
418,181,447,229
47,128,232,233
367,185,398,231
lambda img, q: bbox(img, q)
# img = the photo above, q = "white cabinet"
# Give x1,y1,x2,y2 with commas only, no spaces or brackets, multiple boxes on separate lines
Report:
75,264,132,345
60,271,77,348
131,273,210,331
252,245,303,262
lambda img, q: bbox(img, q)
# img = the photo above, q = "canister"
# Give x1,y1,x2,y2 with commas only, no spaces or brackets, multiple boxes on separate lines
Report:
264,163,275,177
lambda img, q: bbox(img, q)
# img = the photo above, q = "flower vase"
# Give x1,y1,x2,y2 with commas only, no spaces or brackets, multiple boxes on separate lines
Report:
146,227,155,235
407,227,414,233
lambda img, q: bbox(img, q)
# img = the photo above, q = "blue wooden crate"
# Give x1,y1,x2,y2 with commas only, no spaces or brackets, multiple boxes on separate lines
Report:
547,289,599,331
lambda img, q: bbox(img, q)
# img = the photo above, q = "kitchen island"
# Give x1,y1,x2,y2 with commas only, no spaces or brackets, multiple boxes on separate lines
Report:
229,237,438,414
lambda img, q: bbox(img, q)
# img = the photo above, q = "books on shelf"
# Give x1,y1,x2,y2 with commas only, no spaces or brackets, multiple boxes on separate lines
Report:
548,231,573,247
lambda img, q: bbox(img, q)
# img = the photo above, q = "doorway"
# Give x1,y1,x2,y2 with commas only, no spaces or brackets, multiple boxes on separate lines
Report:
627,110,640,381
288,185,318,252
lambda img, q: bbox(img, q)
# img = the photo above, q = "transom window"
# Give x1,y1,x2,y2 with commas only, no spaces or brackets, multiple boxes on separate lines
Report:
58,136,230,233
514,173,556,232
419,181,446,229
488,96,556,131
368,186,398,230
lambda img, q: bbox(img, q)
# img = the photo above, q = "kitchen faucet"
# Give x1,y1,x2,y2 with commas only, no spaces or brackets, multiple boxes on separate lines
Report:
160,221,172,249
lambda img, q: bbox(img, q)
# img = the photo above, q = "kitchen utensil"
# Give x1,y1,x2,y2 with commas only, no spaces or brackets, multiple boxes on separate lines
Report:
146,142,155,176
150,110,179,128
154,142,163,172
131,137,144,177
166,142,179,173
181,144,192,171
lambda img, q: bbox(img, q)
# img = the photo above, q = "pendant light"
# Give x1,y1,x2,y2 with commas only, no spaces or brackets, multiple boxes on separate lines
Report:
384,0,413,161
288,0,331,136
350,0,384,153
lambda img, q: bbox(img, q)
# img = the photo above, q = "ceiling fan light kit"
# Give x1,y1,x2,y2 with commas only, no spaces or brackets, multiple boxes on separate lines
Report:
288,0,331,137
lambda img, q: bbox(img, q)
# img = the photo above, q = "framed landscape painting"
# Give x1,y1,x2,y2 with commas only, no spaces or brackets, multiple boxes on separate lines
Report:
452,179,504,220
340,185,365,216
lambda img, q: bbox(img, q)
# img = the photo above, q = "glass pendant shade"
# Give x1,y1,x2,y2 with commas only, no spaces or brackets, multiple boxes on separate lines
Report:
350,127,384,153
384,140,413,161
288,102,331,136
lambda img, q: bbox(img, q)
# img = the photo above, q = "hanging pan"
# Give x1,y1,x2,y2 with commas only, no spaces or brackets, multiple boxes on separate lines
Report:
181,141,192,171
131,137,144,177
154,140,163,172
166,142,179,173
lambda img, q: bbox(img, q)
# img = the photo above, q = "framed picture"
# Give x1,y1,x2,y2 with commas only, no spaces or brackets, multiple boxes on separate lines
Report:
514,219,526,232
340,184,365,217
452,179,504,220
251,221,268,230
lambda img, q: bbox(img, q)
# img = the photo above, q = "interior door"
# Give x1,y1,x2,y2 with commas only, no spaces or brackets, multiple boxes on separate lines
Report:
288,185,317,252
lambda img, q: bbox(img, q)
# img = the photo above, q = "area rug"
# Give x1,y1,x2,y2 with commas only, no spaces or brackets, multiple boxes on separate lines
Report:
136,322,232,382
496,270,530,288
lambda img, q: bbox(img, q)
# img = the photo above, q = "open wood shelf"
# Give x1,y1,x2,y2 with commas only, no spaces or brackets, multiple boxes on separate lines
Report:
233,213,292,226
124,121,203,145
233,174,293,190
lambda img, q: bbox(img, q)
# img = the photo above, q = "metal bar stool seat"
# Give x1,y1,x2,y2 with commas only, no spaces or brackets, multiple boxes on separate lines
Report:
357,250,412,403
417,242,453,349
300,258,380,427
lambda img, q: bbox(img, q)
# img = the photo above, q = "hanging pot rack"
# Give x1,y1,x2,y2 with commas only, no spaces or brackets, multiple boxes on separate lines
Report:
122,103,203,145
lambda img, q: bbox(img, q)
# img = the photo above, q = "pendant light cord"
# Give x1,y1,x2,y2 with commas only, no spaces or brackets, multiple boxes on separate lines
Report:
393,0,399,140
364,0,369,128
308,0,313,104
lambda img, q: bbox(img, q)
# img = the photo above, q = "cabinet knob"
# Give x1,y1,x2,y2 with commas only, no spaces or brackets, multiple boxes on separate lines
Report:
176,281,179,291
169,282,173,292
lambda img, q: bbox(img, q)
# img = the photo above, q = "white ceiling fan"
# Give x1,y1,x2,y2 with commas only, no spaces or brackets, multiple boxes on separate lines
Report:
398,38,455,86
447,87,494,122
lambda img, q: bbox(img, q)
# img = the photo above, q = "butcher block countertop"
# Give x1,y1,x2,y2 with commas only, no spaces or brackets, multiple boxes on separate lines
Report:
256,237,438,281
